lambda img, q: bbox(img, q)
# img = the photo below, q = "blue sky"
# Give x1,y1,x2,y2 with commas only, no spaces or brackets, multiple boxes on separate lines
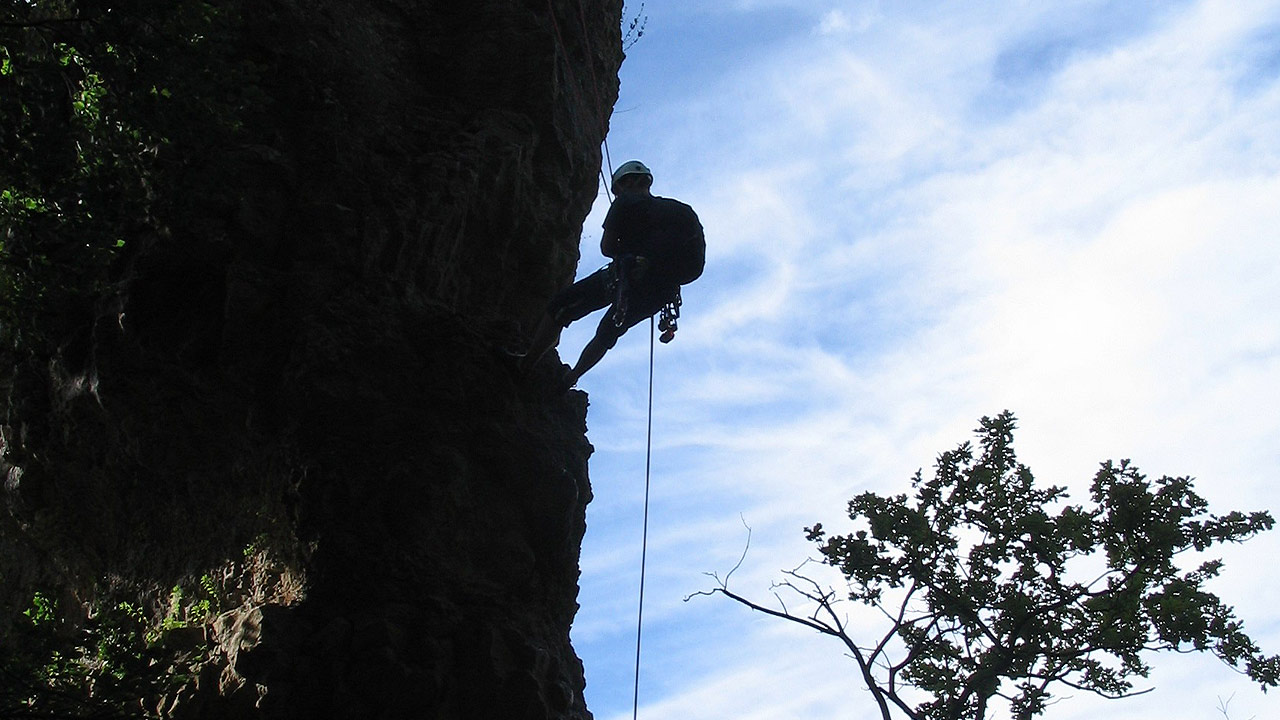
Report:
560,2,1280,718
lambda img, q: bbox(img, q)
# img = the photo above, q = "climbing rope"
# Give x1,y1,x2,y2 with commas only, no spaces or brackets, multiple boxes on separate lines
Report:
546,5,646,712
632,315,655,720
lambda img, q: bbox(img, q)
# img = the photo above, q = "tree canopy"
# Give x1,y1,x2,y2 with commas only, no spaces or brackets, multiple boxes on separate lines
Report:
704,412,1277,720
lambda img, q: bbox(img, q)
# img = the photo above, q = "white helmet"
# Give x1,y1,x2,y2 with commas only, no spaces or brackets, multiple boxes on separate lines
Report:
611,160,652,193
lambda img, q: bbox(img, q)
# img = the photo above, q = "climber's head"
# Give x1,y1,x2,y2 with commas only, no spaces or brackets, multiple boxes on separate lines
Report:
611,160,653,195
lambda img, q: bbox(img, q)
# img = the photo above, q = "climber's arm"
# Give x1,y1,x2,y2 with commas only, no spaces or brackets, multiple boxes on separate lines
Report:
600,232,622,258
600,200,625,258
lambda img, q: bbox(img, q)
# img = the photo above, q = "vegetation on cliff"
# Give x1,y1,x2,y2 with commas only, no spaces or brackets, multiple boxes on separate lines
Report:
3,0,620,717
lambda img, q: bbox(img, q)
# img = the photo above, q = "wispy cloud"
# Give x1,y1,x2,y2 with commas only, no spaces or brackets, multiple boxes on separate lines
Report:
574,1,1280,718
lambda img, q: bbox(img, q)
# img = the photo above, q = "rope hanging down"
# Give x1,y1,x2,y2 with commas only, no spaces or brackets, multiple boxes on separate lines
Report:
546,4,646,711
632,316,656,720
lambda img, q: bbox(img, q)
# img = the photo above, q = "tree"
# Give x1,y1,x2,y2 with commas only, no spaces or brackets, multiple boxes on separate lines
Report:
700,412,1278,720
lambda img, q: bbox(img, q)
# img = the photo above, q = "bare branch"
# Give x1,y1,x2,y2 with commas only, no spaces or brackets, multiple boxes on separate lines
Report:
724,515,752,586
708,586,839,637
874,580,920,663
1215,692,1257,720
1053,676,1154,699
685,519,752,600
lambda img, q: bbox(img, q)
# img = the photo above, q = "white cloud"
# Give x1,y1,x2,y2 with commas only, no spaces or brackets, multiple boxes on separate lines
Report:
816,9,852,36
576,1,1280,718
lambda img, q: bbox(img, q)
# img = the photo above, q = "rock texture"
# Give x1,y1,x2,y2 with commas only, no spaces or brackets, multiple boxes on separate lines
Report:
1,1,622,717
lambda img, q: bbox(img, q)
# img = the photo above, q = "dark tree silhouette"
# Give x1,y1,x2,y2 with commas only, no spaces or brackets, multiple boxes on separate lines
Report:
698,412,1278,720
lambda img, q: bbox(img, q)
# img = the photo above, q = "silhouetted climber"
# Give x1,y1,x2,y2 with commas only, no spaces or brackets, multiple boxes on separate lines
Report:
520,160,705,391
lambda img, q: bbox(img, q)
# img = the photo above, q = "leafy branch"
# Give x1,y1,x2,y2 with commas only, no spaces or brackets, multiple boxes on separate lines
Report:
621,2,646,51
697,412,1278,720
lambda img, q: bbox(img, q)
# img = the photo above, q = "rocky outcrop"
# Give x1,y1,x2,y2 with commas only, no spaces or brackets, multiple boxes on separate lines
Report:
1,1,622,718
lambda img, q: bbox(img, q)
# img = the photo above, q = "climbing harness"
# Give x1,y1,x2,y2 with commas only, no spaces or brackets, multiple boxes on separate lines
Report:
658,292,680,344
608,255,635,329
606,256,681,343
632,315,656,720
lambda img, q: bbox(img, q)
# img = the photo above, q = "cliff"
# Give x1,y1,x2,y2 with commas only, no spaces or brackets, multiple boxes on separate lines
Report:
0,1,622,717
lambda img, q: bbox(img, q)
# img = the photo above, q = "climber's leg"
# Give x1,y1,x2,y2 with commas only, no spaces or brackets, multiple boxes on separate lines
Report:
519,267,612,373
563,328,618,389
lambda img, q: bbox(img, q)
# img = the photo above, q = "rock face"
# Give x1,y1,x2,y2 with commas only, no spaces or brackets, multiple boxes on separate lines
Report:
1,1,622,718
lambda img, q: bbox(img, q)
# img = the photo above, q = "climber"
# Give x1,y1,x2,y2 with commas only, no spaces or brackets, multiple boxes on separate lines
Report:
519,160,705,391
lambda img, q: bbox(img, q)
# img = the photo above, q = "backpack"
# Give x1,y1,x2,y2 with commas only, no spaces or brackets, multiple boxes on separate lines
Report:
649,197,705,286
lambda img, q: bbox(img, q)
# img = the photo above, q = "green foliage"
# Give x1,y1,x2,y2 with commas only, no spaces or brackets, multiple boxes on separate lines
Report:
2,580,218,718
23,591,56,625
159,575,221,636
4,591,158,718
0,0,265,360
3,4,293,709
716,412,1278,720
